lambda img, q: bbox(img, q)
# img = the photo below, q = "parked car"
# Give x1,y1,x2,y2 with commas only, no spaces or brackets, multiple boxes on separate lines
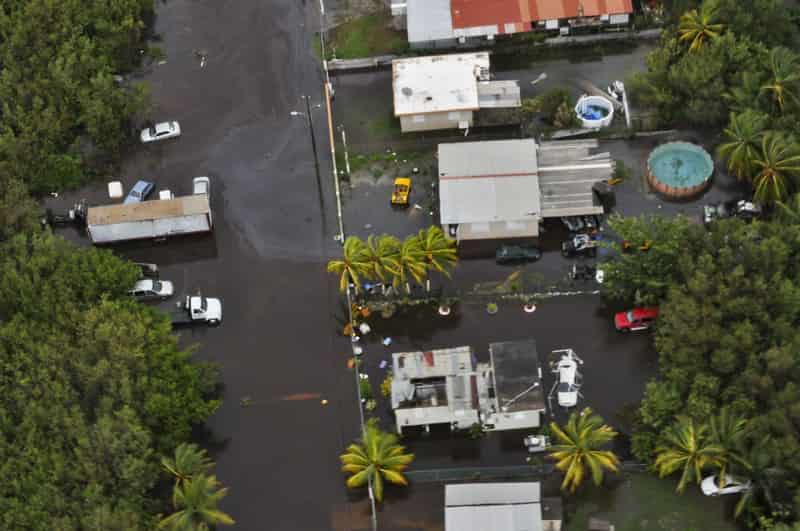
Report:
614,307,659,332
129,279,174,301
496,245,541,265
562,234,597,258
170,295,222,326
701,475,751,496
703,199,761,225
193,176,211,195
124,180,155,204
140,121,181,143
133,262,159,278
391,177,411,207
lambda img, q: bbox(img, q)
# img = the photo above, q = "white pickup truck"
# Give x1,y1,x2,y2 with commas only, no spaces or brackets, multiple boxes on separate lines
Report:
170,295,222,326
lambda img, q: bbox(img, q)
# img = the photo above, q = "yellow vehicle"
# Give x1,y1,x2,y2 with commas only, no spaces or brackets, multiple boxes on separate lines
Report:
391,177,411,207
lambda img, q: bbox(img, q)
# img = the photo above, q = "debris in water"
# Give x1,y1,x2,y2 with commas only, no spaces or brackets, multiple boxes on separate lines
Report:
379,360,389,369
382,337,392,346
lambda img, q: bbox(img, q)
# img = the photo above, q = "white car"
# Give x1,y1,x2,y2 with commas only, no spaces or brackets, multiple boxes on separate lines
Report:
129,279,174,301
193,176,211,195
140,121,181,143
701,475,751,496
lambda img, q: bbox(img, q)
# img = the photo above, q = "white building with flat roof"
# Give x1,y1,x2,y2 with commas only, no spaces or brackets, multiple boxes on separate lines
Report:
438,139,612,248
392,53,520,133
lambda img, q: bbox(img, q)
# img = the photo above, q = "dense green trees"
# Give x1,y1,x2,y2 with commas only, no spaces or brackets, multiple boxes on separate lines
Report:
605,211,800,527
0,0,154,193
0,231,220,529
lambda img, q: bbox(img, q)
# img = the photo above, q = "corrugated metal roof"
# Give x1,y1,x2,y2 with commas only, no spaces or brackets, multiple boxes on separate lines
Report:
87,194,210,226
392,53,489,116
451,0,633,33
445,483,543,531
407,0,455,44
446,505,543,531
447,482,541,507
438,139,540,225
451,0,525,30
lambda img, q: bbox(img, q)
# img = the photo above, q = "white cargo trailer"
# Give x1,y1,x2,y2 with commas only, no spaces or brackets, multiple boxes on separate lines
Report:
87,194,212,244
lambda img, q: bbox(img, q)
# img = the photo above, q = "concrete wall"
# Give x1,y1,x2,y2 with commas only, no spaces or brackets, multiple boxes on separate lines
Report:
399,110,473,133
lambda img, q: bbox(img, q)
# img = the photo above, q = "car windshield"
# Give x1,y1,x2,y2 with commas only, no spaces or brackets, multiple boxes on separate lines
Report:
152,280,162,291
200,298,207,311
626,311,634,322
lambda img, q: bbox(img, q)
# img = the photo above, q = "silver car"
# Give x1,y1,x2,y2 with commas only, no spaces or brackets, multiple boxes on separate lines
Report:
129,279,174,301
140,121,181,143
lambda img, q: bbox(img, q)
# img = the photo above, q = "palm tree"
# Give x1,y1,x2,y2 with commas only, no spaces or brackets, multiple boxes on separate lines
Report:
678,7,724,52
761,47,800,114
654,415,724,493
733,436,785,520
159,475,235,530
548,407,620,493
707,407,749,489
363,234,400,285
327,236,370,293
776,193,800,223
716,110,768,181
340,418,414,502
752,133,800,205
161,443,214,487
389,236,426,294
416,226,457,291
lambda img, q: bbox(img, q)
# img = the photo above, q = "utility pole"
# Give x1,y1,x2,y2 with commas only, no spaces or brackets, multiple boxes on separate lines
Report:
303,96,323,197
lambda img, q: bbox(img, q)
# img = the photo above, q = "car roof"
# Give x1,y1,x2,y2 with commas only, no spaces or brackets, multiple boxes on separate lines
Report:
132,180,153,191
133,279,154,290
632,307,659,317
155,122,173,131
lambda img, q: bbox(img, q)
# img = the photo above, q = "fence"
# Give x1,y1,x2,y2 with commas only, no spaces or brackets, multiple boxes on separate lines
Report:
407,462,648,484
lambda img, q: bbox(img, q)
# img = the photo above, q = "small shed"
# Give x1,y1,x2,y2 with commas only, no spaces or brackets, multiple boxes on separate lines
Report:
445,482,544,531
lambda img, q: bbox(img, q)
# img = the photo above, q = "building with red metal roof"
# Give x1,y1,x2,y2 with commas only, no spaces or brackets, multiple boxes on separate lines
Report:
402,0,633,48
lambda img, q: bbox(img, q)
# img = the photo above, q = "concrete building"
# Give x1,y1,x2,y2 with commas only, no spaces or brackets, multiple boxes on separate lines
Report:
390,340,545,434
438,138,612,251
392,53,520,133
445,482,563,531
396,0,633,48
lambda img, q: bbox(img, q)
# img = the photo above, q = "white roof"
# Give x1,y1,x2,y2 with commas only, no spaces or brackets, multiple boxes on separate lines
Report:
438,139,540,225
407,0,454,44
392,53,490,116
445,483,543,531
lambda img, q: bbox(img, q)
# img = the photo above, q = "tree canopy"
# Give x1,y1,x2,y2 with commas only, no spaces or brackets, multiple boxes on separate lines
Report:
605,211,800,526
0,232,220,529
0,0,154,194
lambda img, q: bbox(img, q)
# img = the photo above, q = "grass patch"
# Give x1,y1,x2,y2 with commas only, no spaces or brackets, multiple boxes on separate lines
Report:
565,473,739,531
328,13,408,59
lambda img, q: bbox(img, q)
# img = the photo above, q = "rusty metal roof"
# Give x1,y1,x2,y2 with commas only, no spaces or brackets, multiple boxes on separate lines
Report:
451,0,633,30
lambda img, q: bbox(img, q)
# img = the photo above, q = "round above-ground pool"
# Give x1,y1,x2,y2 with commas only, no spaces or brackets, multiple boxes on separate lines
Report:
574,95,614,128
647,142,714,199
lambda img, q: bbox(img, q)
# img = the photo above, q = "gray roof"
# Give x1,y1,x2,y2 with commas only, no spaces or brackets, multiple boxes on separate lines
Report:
489,341,545,413
438,139,540,226
445,483,543,531
407,0,455,44
537,140,612,218
478,81,521,109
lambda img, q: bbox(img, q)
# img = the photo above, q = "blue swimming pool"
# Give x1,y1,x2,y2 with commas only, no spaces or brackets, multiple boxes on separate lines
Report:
647,142,713,188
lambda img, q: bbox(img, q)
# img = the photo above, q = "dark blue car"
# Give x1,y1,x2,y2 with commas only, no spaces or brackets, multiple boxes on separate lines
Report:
124,180,155,204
